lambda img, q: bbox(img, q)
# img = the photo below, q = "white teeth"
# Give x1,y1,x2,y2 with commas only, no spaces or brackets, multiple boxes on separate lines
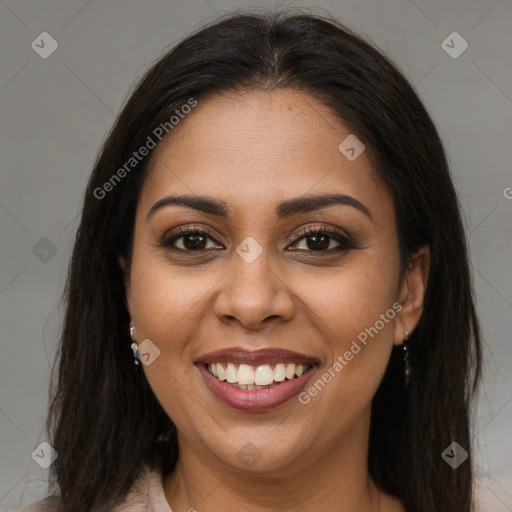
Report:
273,363,286,382
285,363,296,380
217,363,226,381
226,363,238,383
238,364,255,385
207,362,312,384
254,365,274,386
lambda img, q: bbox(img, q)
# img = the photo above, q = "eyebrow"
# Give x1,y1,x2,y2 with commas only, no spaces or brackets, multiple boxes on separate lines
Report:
146,193,374,224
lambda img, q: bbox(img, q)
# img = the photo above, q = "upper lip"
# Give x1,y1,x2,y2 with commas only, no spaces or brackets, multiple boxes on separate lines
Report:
195,347,319,366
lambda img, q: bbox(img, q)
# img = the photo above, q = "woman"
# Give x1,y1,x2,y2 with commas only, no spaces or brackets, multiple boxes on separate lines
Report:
19,9,482,512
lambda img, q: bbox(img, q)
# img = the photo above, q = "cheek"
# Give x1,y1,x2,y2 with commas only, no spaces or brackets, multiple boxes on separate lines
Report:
129,253,207,344
303,258,398,336
128,259,205,424
297,260,398,391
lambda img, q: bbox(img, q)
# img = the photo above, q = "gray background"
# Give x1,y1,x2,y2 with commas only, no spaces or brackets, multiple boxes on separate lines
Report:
0,0,511,510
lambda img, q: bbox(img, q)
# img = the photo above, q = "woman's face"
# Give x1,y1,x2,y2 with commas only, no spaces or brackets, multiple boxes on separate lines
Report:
123,89,428,474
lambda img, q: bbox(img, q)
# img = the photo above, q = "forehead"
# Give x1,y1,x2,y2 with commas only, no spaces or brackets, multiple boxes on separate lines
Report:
139,89,393,224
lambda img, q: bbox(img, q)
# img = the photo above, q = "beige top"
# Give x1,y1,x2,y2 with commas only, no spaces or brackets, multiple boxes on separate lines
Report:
14,465,173,512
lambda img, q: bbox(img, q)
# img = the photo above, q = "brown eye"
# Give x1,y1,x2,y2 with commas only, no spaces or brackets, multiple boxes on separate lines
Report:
179,232,208,250
159,228,223,251
289,227,356,252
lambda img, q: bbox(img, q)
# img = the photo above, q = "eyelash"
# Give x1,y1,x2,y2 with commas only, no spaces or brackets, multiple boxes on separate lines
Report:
158,225,357,254
292,226,356,252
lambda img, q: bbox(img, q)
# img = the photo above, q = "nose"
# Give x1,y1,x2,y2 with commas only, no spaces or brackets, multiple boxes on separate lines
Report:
213,247,296,330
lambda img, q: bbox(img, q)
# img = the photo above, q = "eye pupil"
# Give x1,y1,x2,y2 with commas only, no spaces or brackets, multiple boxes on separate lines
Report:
184,234,206,250
307,234,329,250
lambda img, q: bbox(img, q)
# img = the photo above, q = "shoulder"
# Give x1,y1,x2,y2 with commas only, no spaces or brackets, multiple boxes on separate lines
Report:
10,465,171,512
10,495,60,512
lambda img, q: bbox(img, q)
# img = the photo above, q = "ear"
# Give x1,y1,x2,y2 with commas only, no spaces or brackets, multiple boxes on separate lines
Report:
393,245,430,346
118,255,133,317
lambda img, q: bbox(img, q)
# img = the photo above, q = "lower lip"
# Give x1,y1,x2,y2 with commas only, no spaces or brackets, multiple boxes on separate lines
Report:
197,364,317,411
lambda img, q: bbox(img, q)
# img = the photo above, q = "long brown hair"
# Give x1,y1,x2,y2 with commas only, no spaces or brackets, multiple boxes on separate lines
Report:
47,9,482,511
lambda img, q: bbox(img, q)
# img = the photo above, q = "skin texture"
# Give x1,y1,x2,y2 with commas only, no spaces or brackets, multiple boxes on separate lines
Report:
120,89,430,511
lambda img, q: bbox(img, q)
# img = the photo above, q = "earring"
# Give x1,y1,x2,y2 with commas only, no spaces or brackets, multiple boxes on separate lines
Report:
130,326,140,367
403,329,410,388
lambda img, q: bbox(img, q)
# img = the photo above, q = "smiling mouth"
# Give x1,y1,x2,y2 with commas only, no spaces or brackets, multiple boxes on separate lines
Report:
204,362,316,390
